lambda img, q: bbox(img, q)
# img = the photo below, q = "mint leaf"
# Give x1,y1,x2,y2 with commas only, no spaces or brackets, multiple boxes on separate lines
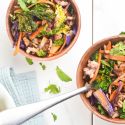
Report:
39,63,46,70
25,57,33,65
51,113,57,122
56,66,72,82
44,84,61,94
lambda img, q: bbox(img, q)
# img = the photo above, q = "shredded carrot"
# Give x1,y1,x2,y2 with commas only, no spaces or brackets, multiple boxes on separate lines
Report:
105,54,125,61
89,49,102,84
13,32,23,56
36,21,42,25
108,74,125,94
106,41,112,50
29,26,44,40
109,89,117,102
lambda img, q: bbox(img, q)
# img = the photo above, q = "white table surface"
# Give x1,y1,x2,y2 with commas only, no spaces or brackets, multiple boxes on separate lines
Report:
0,0,125,125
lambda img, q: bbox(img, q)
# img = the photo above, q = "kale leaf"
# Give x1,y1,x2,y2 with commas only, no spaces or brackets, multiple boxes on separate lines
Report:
17,12,37,32
31,4,55,22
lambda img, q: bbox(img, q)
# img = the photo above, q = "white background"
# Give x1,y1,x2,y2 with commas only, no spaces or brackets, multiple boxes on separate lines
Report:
0,0,125,125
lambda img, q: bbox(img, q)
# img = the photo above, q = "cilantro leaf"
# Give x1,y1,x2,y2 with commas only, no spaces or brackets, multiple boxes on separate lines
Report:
39,63,46,70
25,57,33,65
56,66,72,82
44,84,61,94
51,113,57,122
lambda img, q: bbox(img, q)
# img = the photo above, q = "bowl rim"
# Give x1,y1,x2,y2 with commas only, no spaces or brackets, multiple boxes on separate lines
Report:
76,35,125,124
6,0,81,61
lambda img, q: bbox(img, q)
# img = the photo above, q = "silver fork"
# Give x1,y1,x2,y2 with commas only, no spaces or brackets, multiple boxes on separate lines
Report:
0,83,91,125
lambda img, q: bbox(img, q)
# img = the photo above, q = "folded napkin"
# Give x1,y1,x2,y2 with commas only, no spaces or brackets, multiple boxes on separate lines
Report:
0,67,44,125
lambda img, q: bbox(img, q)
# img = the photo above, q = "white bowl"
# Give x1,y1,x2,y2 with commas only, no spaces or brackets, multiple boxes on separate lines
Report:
0,83,15,111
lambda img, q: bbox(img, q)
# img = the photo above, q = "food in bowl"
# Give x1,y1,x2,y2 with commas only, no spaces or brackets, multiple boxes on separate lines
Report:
9,0,77,57
83,40,125,119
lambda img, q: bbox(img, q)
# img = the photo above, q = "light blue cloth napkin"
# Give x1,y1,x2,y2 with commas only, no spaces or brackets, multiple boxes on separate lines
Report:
0,67,44,125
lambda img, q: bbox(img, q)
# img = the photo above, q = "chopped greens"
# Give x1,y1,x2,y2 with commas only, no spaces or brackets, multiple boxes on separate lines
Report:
56,66,72,82
110,42,125,56
39,63,46,70
25,57,33,65
53,38,64,46
51,113,57,122
36,50,47,57
44,84,61,94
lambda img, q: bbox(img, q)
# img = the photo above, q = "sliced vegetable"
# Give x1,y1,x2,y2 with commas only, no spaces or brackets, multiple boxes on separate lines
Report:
29,26,44,40
93,89,114,116
105,54,125,62
13,32,23,56
56,66,72,82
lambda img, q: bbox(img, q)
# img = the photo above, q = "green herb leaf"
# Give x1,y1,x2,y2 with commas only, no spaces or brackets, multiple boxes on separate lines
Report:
56,66,72,82
18,0,29,11
51,113,57,122
36,50,47,57
110,42,125,56
101,60,110,67
39,63,46,70
44,84,61,94
53,38,64,46
120,32,125,35
123,100,125,112
25,57,33,65
118,108,125,118
97,104,107,115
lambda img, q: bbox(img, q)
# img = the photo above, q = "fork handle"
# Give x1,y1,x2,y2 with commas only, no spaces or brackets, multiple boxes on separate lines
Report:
0,86,89,125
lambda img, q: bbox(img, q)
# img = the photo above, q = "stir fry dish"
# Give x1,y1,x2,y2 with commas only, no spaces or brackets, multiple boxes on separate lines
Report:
10,0,76,57
83,41,125,118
